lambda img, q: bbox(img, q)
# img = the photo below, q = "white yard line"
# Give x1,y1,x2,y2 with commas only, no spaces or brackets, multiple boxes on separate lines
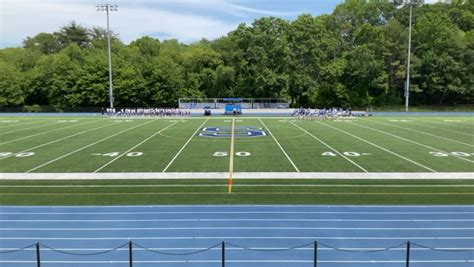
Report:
408,119,474,137
0,120,101,146
413,118,474,132
0,122,61,135
319,122,437,172
24,120,154,173
228,118,235,192
1,172,473,180
287,120,368,173
371,120,474,148
161,119,209,172
0,122,119,160
348,122,474,164
259,118,299,172
94,121,178,173
0,119,54,134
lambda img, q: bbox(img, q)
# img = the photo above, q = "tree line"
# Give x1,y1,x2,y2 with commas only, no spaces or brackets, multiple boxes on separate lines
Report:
0,0,472,109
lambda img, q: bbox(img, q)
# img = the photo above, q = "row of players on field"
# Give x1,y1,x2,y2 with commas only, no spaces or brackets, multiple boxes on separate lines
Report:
292,107,354,119
102,108,191,117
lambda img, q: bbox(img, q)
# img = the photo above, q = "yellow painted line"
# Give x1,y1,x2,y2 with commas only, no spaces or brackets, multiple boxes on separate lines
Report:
228,118,235,193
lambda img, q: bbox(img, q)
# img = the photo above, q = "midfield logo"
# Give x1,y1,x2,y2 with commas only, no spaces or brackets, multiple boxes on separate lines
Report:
198,126,267,138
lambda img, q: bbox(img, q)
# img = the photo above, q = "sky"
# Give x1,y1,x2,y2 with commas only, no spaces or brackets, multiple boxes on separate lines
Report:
0,0,442,48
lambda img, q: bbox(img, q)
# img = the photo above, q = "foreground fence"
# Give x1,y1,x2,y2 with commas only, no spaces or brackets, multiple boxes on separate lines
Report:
1,240,472,266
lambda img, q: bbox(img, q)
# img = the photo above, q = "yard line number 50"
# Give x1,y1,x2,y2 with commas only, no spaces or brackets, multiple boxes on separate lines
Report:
213,152,251,157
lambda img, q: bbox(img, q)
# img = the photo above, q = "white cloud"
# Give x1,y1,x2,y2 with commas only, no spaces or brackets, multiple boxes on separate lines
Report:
226,3,300,17
0,0,239,47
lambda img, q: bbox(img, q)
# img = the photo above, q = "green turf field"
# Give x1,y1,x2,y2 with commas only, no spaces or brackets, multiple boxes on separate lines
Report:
0,115,472,205
0,115,472,173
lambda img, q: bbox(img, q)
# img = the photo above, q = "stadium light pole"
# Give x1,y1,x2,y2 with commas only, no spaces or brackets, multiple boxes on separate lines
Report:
96,4,118,109
405,1,414,112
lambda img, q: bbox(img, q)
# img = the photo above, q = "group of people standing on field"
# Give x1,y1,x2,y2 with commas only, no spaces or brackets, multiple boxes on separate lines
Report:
292,107,353,120
101,108,191,117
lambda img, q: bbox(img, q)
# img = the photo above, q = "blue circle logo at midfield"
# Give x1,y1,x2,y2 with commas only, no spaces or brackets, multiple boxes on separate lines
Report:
198,126,267,138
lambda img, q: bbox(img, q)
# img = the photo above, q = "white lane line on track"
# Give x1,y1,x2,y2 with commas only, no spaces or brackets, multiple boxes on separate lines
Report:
1,184,473,188
348,121,474,164
319,122,437,172
1,260,472,264
0,204,472,208
1,218,472,222
0,120,101,146
287,120,368,173
94,121,178,173
371,120,474,148
25,120,154,173
2,227,472,231
1,247,473,251
259,118,300,172
162,118,209,172
1,211,472,215
0,236,472,240
0,122,120,160
1,260,473,264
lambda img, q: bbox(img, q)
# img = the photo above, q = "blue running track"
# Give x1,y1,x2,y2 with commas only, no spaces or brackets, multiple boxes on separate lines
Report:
0,205,473,266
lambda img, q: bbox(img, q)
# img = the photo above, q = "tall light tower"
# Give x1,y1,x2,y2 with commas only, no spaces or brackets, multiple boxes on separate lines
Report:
405,0,414,112
96,4,118,109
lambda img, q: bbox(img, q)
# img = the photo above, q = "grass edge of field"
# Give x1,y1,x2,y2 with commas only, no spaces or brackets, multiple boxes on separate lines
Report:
0,179,473,205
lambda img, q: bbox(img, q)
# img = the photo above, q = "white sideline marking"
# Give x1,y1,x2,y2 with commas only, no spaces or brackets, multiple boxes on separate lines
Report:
162,119,209,172
0,236,472,240
3,227,472,231
0,122,119,160
409,119,474,137
371,120,474,148
1,172,473,180
25,120,154,173
0,120,101,146
2,192,471,196
258,118,299,172
349,122,474,164
320,122,437,172
287,120,368,173
94,121,178,172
